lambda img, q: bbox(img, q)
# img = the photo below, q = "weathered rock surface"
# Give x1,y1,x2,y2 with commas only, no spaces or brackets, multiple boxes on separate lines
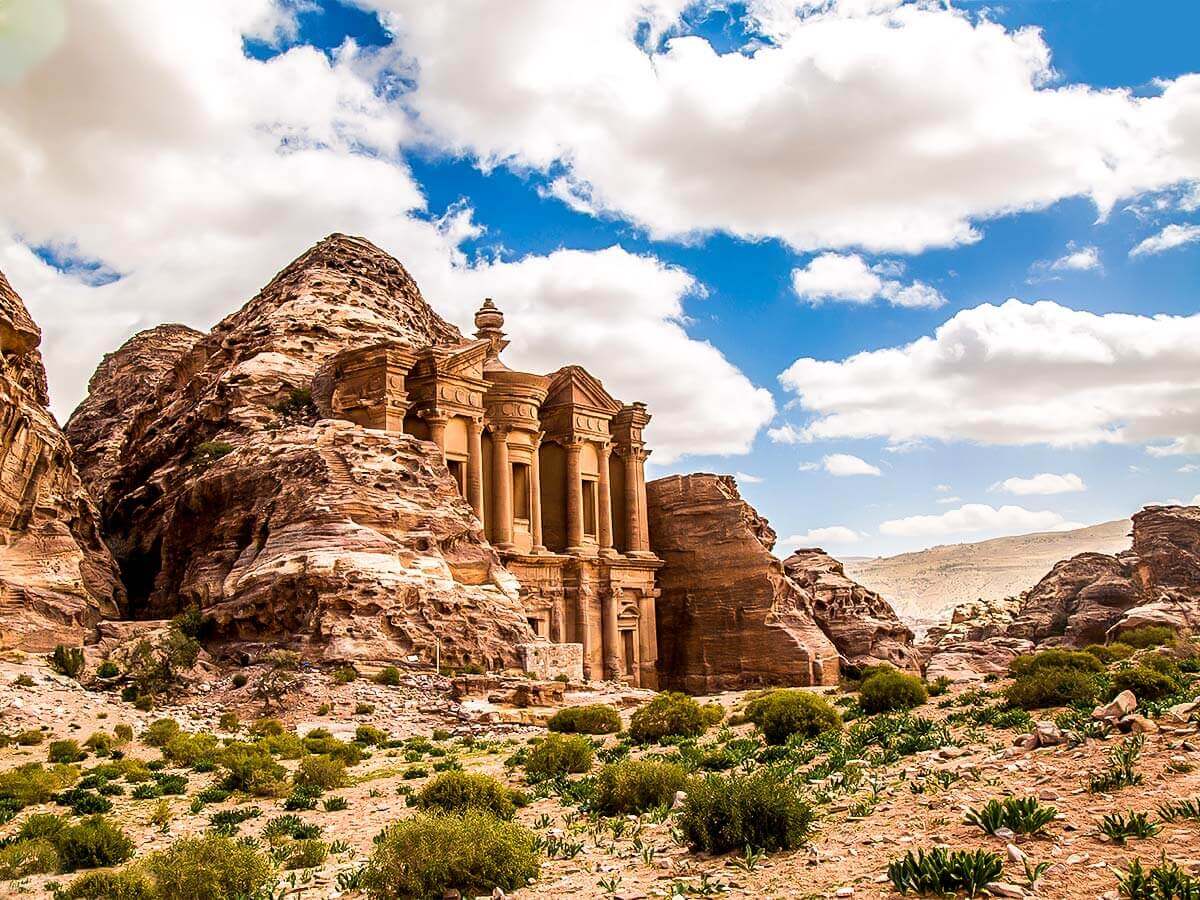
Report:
0,269,122,650
783,548,922,673
65,323,201,502
646,473,842,691
69,234,536,666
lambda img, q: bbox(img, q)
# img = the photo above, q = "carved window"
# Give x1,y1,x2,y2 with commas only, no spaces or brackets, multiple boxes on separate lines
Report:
582,477,598,537
513,462,531,525
621,630,636,675
447,459,466,497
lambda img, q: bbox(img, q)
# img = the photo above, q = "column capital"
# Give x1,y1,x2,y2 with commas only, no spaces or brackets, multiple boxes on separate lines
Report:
597,441,613,460
419,408,451,425
467,415,486,433
490,423,513,439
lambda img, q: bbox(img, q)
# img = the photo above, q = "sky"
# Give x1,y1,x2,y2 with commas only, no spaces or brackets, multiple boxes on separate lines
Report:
1,0,1198,558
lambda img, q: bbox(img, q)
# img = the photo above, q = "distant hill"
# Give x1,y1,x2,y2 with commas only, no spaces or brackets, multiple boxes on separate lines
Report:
843,519,1132,629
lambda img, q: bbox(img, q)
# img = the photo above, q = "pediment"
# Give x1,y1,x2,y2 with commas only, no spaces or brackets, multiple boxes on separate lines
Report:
544,366,622,416
411,339,489,383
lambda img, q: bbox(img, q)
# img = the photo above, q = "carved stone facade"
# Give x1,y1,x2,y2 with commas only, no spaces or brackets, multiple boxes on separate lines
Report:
325,299,661,686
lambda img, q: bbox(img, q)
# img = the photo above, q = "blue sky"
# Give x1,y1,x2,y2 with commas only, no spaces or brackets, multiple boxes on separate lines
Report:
2,0,1198,557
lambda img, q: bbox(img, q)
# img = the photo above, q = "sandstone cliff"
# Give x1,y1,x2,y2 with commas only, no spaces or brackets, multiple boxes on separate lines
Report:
69,235,536,666
0,270,122,650
646,473,843,691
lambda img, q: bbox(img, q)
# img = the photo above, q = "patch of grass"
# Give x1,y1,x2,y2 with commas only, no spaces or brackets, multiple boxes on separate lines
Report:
414,770,525,819
1115,625,1176,650
744,689,842,744
1112,666,1181,702
374,666,401,686
362,810,540,899
860,670,928,714
1009,649,1104,676
888,848,1003,898
1005,666,1100,710
1089,735,1145,793
50,645,86,679
49,739,87,764
1084,642,1136,664
629,692,707,744
591,759,687,815
1100,811,1161,844
547,704,622,735
678,770,813,854
281,838,328,870
965,797,1057,835
524,734,594,782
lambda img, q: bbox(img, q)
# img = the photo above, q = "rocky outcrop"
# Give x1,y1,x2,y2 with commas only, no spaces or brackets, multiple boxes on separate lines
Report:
69,235,536,666
1006,552,1142,646
0,270,123,650
646,473,841,692
65,323,201,502
783,549,922,674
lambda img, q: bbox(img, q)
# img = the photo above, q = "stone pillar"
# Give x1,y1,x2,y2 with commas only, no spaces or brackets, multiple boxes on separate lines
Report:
638,592,659,689
530,434,546,552
565,440,584,553
491,426,514,550
425,413,448,461
636,449,652,554
597,443,616,557
466,417,485,523
602,587,622,680
623,448,643,554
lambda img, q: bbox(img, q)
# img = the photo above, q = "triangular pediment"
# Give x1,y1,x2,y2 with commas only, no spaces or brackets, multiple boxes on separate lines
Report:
412,339,489,382
544,366,623,415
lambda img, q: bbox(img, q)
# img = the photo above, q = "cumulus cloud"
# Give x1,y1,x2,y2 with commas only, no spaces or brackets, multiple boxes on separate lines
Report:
768,423,808,445
0,0,773,462
791,253,945,308
778,299,1200,453
879,504,1084,539
823,453,881,476
372,0,1200,253
1130,223,1200,257
936,495,962,504
778,526,864,549
991,472,1087,495
1052,245,1102,271
734,471,764,484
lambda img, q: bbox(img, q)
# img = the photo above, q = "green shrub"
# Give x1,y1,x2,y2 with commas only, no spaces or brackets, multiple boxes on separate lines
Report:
374,666,401,686
142,719,181,748
927,675,952,697
231,673,248,689
142,834,273,898
1115,625,1176,649
16,728,44,746
1112,665,1180,701
56,787,112,815
162,730,220,768
0,763,79,810
114,724,134,744
524,734,594,782
859,671,928,714
592,759,687,815
679,770,813,853
50,645,86,679
282,838,328,870
414,770,524,820
1004,666,1099,710
49,739,87,764
302,729,364,764
219,743,287,796
743,689,842,744
96,661,120,679
888,848,1003,897
629,692,707,744
701,702,725,726
1116,858,1200,899
294,754,347,791
331,666,358,685
964,796,1057,835
191,441,235,465
1009,649,1104,677
547,704,621,735
56,869,154,899
355,724,388,746
1089,735,1145,793
84,731,115,755
362,810,540,899
0,837,59,878
1084,642,1136,664
1100,810,1161,844
218,712,239,732
55,816,135,872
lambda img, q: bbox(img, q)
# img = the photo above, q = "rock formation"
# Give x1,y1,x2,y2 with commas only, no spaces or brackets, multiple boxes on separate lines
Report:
923,505,1200,679
0,269,123,650
68,234,537,666
783,549,923,673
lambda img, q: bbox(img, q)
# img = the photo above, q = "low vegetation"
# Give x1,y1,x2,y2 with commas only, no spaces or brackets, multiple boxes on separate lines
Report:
414,770,525,820
546,704,622,734
591,759,688,815
859,669,928,714
965,796,1057,835
743,689,842,744
678,770,813,853
524,734,594,782
629,692,707,743
888,848,1003,897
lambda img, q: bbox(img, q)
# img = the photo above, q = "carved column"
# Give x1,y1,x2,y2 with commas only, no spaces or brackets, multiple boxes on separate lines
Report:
491,426,514,550
637,592,658,689
597,443,616,557
424,412,448,461
530,433,546,552
602,587,622,680
623,448,643,554
466,417,485,523
635,448,652,555
564,440,584,553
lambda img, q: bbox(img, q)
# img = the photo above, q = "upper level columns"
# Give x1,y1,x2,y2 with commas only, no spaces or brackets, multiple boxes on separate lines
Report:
597,443,616,557
530,433,546,552
564,440,585,553
623,447,653,556
491,425,514,550
423,412,449,461
466,417,485,523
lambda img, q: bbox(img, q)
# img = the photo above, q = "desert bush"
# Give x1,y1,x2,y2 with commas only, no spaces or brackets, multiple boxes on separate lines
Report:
142,719,181,748
629,692,707,744
547,704,622,735
0,763,79,810
49,740,87,764
57,869,154,899
1084,642,1136,664
1115,625,1176,650
414,770,524,820
191,441,234,465
16,728,44,746
1010,648,1104,677
282,838,329,870
860,670,928,714
1005,666,1099,710
1116,857,1200,899
113,724,134,744
1100,810,1161,844
83,732,115,755
331,666,358,685
143,834,273,898
927,675,952,696
217,712,239,732
55,816,135,872
592,759,687,815
1158,797,1200,822
294,754,347,791
56,787,113,815
888,848,1003,897
679,770,813,853
231,672,248,688
218,742,287,796
301,729,364,764
964,796,1057,835
50,645,86,678
701,702,725,726
1112,666,1180,702
744,689,842,744
362,810,540,899
374,666,401,686
0,836,59,878
524,734,594,782
96,661,120,679
354,725,387,746
162,730,220,768
1089,735,1145,793
323,796,348,811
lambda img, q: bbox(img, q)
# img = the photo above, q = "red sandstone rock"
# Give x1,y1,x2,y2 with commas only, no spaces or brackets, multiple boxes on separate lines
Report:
646,473,840,691
0,270,123,650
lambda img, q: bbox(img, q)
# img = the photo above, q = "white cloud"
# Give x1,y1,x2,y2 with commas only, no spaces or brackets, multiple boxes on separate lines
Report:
791,253,945,308
879,503,1084,540
1130,223,1200,257
778,299,1200,453
936,496,962,504
374,0,1200,253
1052,245,1102,271
779,526,864,549
991,472,1087,495
935,484,952,493
734,471,764,484
768,423,808,444
797,462,820,472
822,453,881,477
0,0,774,463
1193,494,1200,505
1180,464,1200,473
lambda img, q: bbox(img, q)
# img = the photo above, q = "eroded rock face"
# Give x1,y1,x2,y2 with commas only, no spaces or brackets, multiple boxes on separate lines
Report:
71,235,536,666
1007,552,1142,646
0,270,123,650
646,473,841,691
783,549,922,674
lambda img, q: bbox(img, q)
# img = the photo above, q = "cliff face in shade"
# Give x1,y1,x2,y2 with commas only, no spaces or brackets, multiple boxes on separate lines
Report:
70,234,537,665
0,269,123,650
646,473,841,691
65,323,202,503
783,548,922,673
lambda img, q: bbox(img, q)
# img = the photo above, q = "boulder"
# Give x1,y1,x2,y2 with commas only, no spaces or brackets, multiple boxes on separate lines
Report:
0,269,123,650
1093,689,1137,720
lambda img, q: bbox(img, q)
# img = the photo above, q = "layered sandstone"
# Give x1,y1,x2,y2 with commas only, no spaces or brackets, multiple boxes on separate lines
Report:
70,234,537,666
645,473,841,691
0,270,122,650
783,549,922,673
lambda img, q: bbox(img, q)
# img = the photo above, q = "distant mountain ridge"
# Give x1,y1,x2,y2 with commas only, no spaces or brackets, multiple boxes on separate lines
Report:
843,519,1132,626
